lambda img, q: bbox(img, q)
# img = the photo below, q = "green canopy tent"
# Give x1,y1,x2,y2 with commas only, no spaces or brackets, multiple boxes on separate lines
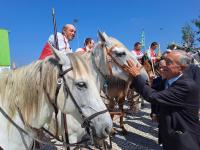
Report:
0,29,11,72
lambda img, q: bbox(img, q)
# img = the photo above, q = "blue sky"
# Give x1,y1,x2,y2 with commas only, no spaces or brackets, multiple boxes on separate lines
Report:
0,0,200,66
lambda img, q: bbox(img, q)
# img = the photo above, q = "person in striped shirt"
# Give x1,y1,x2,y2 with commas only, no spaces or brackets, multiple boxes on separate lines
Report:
76,38,95,54
147,42,159,63
132,42,144,64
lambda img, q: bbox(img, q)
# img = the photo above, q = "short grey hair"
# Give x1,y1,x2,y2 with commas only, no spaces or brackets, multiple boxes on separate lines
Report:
62,24,75,34
173,50,192,66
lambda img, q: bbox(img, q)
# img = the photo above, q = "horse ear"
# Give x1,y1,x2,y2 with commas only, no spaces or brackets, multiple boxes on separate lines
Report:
48,42,68,65
98,31,110,43
98,31,106,42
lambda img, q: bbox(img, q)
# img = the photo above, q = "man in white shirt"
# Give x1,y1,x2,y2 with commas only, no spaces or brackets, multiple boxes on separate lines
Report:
146,42,158,63
39,24,76,60
48,24,76,53
131,42,144,64
76,38,95,56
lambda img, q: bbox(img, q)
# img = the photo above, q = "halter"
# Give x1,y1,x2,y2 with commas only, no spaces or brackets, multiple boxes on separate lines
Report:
91,44,126,98
53,63,108,148
104,44,127,77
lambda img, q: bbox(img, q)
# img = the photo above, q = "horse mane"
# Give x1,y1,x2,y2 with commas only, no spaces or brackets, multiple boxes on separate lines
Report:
0,53,89,125
109,37,128,49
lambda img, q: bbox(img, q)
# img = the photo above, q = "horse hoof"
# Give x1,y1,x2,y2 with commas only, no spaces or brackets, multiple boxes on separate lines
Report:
120,126,128,135
122,129,128,135
111,128,117,135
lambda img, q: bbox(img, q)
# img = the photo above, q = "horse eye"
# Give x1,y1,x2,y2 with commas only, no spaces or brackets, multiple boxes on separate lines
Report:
115,51,126,57
75,82,87,90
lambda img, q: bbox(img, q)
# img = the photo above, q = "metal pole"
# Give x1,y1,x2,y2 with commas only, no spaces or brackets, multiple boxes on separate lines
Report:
52,8,59,49
51,8,69,150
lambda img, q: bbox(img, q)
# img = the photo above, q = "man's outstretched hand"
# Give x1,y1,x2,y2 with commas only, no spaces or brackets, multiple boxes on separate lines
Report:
123,59,141,77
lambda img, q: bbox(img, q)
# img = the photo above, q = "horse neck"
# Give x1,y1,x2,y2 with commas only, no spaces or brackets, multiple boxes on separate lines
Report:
90,52,107,91
27,62,58,128
17,61,57,129
93,44,110,74
27,97,54,128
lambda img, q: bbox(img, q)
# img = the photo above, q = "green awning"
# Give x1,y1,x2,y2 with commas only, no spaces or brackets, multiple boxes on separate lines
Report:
0,29,11,66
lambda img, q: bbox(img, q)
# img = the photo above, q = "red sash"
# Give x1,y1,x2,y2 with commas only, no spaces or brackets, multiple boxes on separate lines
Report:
150,51,157,63
82,48,86,52
150,51,156,57
134,50,142,56
39,42,53,60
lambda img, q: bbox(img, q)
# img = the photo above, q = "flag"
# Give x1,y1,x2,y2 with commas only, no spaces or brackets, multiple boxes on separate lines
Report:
140,30,145,51
157,44,161,59
0,29,11,66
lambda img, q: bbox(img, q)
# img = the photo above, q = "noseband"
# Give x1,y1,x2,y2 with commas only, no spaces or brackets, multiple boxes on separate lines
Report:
104,45,126,76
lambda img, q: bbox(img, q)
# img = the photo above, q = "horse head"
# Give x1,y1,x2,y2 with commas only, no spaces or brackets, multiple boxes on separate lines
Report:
49,46,113,139
93,31,148,82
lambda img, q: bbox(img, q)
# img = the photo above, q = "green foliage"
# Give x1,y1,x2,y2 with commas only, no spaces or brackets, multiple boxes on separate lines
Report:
192,16,200,42
181,24,195,48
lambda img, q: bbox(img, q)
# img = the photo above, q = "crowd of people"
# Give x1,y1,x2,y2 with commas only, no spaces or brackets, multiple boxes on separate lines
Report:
39,23,200,150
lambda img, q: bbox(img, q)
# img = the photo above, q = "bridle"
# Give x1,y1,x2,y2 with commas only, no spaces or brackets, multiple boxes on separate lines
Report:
91,44,127,96
103,44,126,77
56,64,108,127
0,60,108,150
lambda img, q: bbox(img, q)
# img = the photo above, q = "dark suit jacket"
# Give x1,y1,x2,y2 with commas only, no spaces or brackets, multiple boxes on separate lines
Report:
184,64,200,107
151,76,166,144
131,74,200,150
151,76,165,115
184,64,200,85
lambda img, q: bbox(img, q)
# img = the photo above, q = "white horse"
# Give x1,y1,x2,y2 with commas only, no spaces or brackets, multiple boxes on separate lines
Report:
0,46,112,150
47,32,149,145
90,32,148,90
88,32,149,133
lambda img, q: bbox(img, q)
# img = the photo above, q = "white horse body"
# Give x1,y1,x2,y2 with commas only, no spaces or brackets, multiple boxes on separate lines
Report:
0,46,112,149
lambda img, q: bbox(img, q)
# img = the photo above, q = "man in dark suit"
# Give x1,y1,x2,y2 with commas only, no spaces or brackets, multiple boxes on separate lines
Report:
184,63,200,118
123,50,200,150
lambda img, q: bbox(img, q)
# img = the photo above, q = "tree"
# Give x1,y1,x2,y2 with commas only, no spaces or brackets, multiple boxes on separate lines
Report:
193,16,200,43
181,24,195,49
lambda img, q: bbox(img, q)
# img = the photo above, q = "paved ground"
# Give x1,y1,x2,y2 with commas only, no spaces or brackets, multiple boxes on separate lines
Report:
110,101,162,150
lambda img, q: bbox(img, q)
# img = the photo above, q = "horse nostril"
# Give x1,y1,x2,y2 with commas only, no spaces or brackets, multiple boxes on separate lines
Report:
105,126,111,135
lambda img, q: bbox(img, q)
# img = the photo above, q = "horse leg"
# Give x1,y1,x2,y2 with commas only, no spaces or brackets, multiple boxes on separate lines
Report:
108,99,115,119
141,96,145,107
108,99,117,135
128,90,141,113
118,97,127,134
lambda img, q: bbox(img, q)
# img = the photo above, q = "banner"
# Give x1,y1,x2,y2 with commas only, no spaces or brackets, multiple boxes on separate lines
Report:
140,30,145,51
0,29,11,66
157,44,161,59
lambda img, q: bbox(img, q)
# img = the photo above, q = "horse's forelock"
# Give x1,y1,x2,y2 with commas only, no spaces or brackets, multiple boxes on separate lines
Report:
68,53,91,79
